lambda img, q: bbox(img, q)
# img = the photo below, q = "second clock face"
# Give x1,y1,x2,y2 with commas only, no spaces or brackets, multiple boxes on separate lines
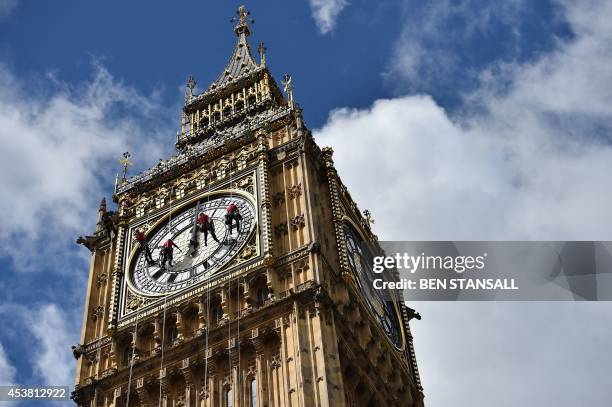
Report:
343,221,404,349
129,194,256,295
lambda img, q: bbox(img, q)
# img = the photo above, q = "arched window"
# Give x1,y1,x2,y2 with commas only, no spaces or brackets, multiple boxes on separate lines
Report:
225,387,233,407
250,378,257,407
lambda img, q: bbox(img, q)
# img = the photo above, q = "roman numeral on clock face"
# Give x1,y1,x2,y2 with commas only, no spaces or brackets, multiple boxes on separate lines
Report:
151,268,164,280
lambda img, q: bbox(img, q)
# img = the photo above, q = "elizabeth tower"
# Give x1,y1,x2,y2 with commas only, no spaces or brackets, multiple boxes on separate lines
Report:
72,6,424,407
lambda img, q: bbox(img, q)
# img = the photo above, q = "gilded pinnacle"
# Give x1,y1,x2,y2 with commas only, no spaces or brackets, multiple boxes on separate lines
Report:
232,5,254,36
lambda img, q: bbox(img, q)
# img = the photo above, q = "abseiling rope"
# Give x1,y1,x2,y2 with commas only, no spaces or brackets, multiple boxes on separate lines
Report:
202,169,213,404
228,155,243,402
227,157,233,399
126,197,155,407
237,274,242,401
158,187,175,407
125,286,140,407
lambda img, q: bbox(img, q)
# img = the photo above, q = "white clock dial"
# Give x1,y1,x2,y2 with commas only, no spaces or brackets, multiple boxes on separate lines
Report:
129,194,256,295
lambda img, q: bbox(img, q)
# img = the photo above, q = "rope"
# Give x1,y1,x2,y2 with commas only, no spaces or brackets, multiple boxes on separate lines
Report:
158,288,169,407
202,169,213,404
237,275,241,401
124,300,140,407
202,278,211,403
227,157,234,396
126,196,156,407
157,187,175,407
227,155,243,401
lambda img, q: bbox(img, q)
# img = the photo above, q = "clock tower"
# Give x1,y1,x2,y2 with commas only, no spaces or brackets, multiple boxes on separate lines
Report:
72,6,424,407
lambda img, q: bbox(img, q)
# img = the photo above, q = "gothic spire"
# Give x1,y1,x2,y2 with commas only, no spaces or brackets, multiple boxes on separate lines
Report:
209,5,260,91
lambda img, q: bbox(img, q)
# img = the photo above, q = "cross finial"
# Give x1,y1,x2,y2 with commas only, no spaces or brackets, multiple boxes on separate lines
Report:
237,5,248,23
119,151,132,182
258,42,267,67
363,209,375,225
282,74,294,108
232,5,254,36
185,75,197,102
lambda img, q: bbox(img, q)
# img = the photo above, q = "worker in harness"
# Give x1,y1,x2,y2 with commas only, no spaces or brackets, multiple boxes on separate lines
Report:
135,229,155,265
225,203,242,235
197,212,220,246
159,239,182,269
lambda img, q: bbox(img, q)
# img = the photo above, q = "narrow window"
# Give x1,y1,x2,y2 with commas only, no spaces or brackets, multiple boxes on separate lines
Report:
122,346,132,367
225,387,233,407
168,325,179,344
216,306,224,322
257,286,269,305
250,379,257,407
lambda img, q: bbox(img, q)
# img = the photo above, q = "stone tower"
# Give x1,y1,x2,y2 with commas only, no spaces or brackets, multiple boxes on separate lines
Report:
72,6,424,407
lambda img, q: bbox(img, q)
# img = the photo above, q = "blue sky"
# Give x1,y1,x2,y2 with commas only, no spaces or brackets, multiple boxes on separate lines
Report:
1,1,612,406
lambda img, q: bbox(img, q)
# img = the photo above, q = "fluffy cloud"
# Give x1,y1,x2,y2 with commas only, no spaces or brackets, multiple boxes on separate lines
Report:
412,302,612,406
0,343,16,407
0,343,16,385
23,304,78,386
386,0,525,94
0,63,171,271
0,302,80,388
315,1,612,405
308,0,348,34
316,0,612,241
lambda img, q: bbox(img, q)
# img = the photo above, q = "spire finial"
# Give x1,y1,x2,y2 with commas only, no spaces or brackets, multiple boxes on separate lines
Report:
258,42,267,67
232,5,254,36
282,74,294,108
119,151,132,183
185,75,197,103
363,209,375,225
99,197,107,213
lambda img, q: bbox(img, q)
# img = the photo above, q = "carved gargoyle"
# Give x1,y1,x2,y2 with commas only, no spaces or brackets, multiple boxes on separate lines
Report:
72,344,85,360
406,307,422,322
76,235,103,252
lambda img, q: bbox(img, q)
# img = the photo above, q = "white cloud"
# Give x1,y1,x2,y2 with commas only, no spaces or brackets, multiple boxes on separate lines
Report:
308,0,348,34
0,0,17,19
0,343,17,407
0,63,170,271
0,302,80,388
315,1,612,405
316,0,612,241
24,304,77,386
411,302,612,406
0,342,16,385
386,0,525,92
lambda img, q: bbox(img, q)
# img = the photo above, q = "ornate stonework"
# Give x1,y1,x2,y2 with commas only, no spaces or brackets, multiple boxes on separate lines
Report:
72,6,423,407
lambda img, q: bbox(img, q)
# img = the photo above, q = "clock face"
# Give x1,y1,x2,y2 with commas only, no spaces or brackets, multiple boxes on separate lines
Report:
343,221,403,349
129,194,256,295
